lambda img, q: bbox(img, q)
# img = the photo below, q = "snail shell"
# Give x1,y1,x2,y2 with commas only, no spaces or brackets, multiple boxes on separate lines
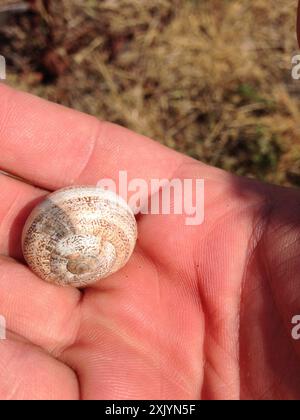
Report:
22,186,137,288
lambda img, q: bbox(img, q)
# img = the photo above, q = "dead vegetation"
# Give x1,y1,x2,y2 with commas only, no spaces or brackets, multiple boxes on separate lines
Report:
1,0,300,186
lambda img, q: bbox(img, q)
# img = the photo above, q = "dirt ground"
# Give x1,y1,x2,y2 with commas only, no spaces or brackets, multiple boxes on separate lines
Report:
1,0,300,186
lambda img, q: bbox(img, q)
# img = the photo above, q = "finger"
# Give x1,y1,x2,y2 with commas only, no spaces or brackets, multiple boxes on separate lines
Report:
0,173,81,355
0,172,47,259
0,338,78,400
0,256,81,356
0,84,185,191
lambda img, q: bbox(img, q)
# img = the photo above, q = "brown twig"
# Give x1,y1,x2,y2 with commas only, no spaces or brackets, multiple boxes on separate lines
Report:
0,2,30,14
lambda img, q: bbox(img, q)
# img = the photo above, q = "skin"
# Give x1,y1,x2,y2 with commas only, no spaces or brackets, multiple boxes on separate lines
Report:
1,53,300,399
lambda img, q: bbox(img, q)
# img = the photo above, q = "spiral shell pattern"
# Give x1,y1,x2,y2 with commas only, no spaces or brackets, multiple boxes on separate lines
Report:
22,187,137,287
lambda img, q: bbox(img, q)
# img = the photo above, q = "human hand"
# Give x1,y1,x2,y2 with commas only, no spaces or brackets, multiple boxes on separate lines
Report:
0,84,300,400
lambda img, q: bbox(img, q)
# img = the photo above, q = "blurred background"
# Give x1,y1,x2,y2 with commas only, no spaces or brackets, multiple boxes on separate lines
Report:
0,0,299,186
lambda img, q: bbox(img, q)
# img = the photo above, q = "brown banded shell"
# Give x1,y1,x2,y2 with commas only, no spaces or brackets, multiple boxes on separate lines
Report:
22,187,138,287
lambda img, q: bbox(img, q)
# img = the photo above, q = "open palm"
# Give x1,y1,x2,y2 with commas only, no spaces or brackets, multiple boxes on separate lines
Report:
0,85,300,400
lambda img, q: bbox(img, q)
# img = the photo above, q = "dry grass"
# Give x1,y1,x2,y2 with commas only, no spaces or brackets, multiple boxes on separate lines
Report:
1,0,300,185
